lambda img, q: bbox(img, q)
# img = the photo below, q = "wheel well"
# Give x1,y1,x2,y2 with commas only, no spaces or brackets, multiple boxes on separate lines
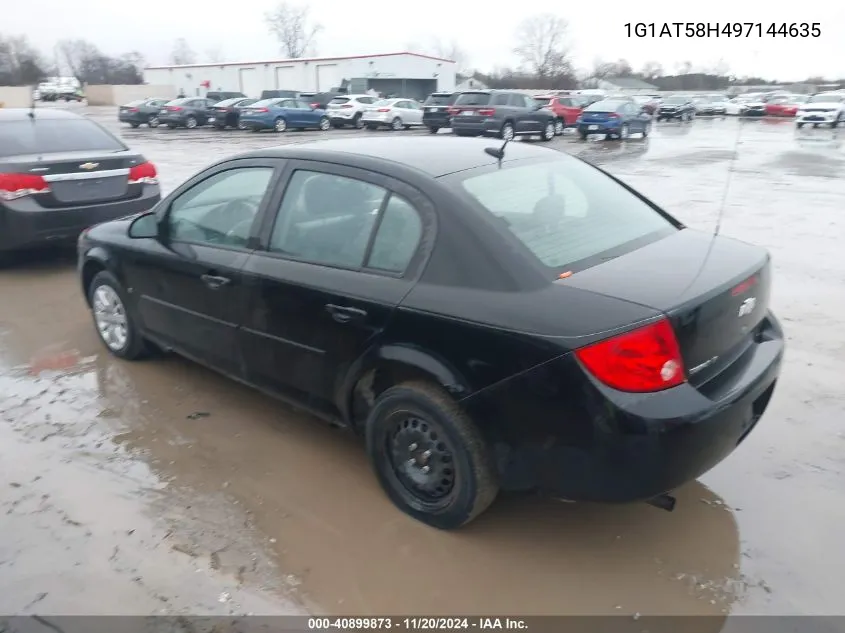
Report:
348,362,443,433
81,260,106,304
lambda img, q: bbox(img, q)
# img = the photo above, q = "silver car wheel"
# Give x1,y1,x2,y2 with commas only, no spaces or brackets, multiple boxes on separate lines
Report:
93,285,129,352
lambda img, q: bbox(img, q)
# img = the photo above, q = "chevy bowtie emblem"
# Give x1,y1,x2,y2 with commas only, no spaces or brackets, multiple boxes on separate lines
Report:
79,162,99,170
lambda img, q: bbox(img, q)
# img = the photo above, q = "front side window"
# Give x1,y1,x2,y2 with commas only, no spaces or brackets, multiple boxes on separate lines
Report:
448,157,675,271
269,170,387,269
167,167,274,248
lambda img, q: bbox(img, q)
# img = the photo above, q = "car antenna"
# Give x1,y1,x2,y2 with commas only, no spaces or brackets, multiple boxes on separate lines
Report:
484,138,511,167
28,88,36,120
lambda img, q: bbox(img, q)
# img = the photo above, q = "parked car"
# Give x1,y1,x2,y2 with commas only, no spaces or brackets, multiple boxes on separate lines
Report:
449,90,556,141
656,96,696,122
118,98,171,128
795,92,845,128
326,94,379,129
206,91,246,103
738,94,769,117
361,98,425,131
696,95,729,116
158,98,217,129
210,97,258,130
577,99,652,140
299,92,345,110
0,108,160,255
260,90,300,100
239,98,331,133
77,135,783,529
533,94,584,134
422,92,459,134
764,94,808,117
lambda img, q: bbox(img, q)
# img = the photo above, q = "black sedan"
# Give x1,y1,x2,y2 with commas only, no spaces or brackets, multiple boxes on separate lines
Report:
656,95,697,121
77,137,783,529
158,97,217,129
1,108,160,255
118,98,171,128
210,97,258,130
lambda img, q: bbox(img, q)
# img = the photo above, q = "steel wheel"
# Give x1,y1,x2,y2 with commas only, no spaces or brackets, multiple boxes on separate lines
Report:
391,117,403,131
501,122,515,141
148,116,160,128
319,116,330,131
274,117,287,132
93,285,129,352
185,116,197,129
554,119,564,135
388,414,457,504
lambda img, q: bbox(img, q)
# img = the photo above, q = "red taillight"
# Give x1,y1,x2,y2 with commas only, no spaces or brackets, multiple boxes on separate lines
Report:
167,106,182,111
128,162,158,185
477,108,495,116
129,107,139,113
0,173,49,201
340,104,353,108
377,107,391,112
607,113,620,119
731,275,758,296
575,318,686,393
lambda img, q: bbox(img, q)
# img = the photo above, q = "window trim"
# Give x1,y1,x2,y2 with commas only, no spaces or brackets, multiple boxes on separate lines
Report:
256,159,434,279
159,159,284,253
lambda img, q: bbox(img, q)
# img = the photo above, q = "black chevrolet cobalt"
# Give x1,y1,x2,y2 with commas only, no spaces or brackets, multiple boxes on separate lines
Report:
77,137,783,529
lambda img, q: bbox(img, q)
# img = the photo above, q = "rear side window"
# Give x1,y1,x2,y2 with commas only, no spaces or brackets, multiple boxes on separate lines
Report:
424,94,453,105
450,157,675,272
0,118,125,158
454,92,490,106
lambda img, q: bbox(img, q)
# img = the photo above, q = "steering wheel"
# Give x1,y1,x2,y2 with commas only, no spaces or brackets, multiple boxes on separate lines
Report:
225,218,254,245
202,198,256,242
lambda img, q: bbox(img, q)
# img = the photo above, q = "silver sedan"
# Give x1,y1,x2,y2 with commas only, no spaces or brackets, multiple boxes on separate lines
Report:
361,98,425,131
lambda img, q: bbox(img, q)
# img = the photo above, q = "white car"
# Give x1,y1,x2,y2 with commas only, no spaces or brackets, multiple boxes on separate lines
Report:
361,98,425,131
795,92,845,128
325,94,379,129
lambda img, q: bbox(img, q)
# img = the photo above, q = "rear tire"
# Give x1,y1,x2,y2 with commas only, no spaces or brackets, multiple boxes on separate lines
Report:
185,116,197,129
540,120,555,142
318,116,331,131
148,116,160,128
365,382,499,530
391,117,403,131
579,131,588,140
274,117,287,133
500,121,515,141
554,118,564,135
353,113,363,129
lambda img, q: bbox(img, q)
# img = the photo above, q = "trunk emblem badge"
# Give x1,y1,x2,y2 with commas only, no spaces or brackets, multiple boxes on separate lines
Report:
738,297,757,317
79,162,99,170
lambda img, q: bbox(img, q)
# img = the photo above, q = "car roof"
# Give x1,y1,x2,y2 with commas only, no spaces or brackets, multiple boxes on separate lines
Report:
0,108,83,121
238,136,561,177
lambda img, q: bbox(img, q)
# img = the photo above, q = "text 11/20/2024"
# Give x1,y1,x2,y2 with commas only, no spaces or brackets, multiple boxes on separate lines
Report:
624,22,821,38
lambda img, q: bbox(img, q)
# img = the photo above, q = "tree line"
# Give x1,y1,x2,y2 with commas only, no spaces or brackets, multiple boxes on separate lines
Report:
4,4,844,90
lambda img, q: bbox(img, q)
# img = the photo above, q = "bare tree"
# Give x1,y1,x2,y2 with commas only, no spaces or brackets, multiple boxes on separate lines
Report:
57,38,101,84
640,61,664,80
429,38,469,71
513,14,572,81
0,35,46,85
205,45,226,63
264,1,322,58
170,38,196,65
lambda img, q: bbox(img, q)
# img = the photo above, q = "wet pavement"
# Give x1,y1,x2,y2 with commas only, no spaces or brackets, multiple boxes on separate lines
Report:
2,106,844,617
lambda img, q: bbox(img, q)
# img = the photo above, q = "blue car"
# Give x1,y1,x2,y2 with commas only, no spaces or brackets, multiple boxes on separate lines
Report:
239,98,331,133
577,98,652,140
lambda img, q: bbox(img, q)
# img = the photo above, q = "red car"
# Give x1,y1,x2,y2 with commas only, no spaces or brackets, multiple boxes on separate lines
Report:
765,94,808,117
534,95,584,135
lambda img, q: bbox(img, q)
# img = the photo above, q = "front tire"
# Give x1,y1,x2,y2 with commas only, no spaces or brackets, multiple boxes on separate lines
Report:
365,382,499,530
88,271,147,361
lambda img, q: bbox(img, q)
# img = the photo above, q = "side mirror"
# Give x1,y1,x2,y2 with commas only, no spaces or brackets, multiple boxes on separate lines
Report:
127,211,159,239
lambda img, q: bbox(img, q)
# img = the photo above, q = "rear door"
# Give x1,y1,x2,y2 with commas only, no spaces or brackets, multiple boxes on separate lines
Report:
239,161,432,415
124,160,283,376
558,97,581,125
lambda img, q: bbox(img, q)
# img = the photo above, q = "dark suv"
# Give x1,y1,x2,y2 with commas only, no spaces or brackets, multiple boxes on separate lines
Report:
449,90,556,141
422,92,458,133
656,96,697,122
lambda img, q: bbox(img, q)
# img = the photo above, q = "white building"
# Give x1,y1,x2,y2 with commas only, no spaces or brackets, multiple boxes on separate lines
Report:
143,52,456,102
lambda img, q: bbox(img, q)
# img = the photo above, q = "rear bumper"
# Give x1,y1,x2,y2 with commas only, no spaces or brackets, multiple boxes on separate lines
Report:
577,120,621,134
796,112,839,124
118,113,147,124
462,312,784,502
451,119,499,134
656,111,687,119
423,114,452,127
0,186,161,252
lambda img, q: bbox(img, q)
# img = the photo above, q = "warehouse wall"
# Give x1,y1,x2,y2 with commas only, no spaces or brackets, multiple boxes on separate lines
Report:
85,84,177,105
0,86,34,108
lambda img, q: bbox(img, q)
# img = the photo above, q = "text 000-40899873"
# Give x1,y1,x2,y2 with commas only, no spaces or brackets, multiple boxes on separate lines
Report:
624,22,821,38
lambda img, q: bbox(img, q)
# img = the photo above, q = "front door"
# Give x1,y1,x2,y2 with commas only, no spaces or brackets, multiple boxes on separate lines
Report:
123,160,281,376
511,93,543,133
239,161,429,417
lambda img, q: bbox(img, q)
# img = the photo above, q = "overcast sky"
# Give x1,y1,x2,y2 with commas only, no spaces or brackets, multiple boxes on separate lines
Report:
7,0,845,80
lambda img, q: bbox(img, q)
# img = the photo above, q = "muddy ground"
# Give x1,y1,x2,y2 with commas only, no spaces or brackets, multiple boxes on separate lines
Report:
1,107,844,618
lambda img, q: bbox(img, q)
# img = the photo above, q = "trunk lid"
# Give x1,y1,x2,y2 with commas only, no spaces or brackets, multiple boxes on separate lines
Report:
581,111,613,122
2,150,145,208
560,229,771,386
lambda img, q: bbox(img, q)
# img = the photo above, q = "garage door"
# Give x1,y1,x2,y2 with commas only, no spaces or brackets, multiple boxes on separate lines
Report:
275,66,295,90
238,68,261,98
316,64,340,91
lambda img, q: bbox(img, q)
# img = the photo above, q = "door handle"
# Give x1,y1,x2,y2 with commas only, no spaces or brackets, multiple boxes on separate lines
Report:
325,304,367,323
200,273,231,289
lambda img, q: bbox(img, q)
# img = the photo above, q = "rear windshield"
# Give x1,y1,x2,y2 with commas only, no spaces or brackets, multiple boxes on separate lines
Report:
424,94,454,105
0,118,126,158
125,100,145,107
446,157,675,272
330,97,350,104
215,98,242,107
585,100,624,112
454,92,491,106
534,97,552,106
250,99,280,108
